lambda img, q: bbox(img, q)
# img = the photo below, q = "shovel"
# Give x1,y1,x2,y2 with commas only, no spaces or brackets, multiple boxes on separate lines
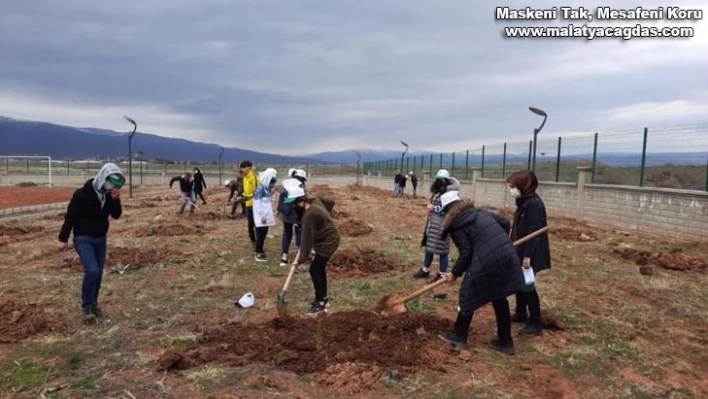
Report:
276,249,300,315
376,226,549,316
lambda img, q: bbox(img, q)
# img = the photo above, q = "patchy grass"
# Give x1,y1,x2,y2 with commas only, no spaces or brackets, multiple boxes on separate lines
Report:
0,184,706,398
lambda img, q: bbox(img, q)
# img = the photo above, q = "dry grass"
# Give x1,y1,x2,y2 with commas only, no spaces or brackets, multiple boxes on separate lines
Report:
0,185,706,398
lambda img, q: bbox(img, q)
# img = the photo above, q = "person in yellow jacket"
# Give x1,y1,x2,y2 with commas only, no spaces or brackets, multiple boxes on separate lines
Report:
238,160,259,253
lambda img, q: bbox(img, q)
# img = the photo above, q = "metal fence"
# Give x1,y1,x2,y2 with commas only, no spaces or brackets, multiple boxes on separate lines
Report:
364,124,708,192
2,124,707,192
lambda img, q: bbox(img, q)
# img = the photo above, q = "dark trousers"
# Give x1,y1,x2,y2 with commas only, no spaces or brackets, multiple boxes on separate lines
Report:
309,254,329,302
281,223,302,254
195,190,206,203
74,235,107,308
245,207,256,243
454,298,513,345
514,290,542,327
255,226,269,254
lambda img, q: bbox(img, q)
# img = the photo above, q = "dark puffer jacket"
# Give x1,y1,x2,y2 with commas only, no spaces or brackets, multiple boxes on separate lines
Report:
511,196,551,274
442,201,525,315
58,179,122,242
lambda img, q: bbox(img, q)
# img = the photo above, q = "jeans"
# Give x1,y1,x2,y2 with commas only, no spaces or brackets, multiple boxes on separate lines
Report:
178,191,196,214
74,235,107,308
281,223,302,254
454,298,513,345
423,251,449,273
245,207,256,243
309,254,329,302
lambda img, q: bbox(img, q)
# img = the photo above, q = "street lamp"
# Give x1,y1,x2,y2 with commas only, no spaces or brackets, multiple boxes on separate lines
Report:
400,141,409,172
218,146,224,185
124,115,137,199
528,107,547,173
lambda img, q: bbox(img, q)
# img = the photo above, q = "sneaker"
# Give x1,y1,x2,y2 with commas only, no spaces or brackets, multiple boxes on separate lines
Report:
489,338,516,355
438,332,467,350
255,253,269,262
519,324,543,336
279,258,289,267
309,298,330,308
306,301,328,315
511,313,529,323
413,269,430,279
428,273,445,284
82,306,98,325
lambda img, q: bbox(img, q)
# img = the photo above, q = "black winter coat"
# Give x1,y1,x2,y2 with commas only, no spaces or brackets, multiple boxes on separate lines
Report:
58,179,122,242
193,172,207,193
169,176,194,193
511,196,551,274
442,202,525,315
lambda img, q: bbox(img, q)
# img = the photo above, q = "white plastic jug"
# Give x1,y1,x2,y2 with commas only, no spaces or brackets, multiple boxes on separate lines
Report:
237,292,255,308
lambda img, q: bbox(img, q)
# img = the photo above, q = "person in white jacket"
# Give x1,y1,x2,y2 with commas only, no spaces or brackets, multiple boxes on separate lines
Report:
253,168,278,262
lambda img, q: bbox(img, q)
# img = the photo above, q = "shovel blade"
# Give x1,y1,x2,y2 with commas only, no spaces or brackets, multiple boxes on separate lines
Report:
277,291,288,314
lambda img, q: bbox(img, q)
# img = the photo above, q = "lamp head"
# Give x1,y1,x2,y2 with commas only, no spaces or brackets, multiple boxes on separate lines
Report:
124,115,137,138
529,107,547,117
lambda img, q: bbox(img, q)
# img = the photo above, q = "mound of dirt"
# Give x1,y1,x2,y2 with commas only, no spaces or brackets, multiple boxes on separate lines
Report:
134,223,201,237
0,297,63,343
332,210,350,219
189,211,230,221
611,247,707,272
338,220,373,237
308,185,337,198
328,248,404,277
551,227,598,242
164,311,453,386
0,224,46,247
107,247,183,269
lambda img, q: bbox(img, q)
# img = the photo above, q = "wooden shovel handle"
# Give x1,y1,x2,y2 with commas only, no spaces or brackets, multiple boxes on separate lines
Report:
512,226,548,246
282,248,301,292
392,278,448,306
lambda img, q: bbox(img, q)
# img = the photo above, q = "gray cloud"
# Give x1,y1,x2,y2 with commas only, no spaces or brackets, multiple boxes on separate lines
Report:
1,0,707,155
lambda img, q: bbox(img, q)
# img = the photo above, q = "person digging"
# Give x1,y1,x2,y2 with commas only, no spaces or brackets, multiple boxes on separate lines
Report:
284,184,341,315
436,190,526,355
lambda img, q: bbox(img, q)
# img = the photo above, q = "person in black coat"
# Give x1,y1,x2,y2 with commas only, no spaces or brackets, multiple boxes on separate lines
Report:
58,162,125,324
437,190,526,355
507,170,551,336
192,167,207,205
409,172,418,197
169,173,195,214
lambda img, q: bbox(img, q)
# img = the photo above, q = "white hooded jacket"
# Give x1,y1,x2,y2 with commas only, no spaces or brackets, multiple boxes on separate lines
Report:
253,168,278,227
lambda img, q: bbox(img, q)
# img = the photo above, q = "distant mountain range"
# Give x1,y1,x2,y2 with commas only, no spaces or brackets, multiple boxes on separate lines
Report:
2,116,706,167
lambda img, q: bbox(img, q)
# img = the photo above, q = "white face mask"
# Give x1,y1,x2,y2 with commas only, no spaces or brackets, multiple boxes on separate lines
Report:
509,187,521,198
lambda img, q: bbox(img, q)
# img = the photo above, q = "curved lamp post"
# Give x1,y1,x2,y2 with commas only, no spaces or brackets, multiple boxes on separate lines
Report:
124,115,137,199
400,141,409,172
528,107,547,173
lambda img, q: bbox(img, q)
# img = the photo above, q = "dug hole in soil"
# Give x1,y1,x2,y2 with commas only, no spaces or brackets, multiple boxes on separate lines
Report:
611,247,707,272
0,296,63,343
157,311,455,394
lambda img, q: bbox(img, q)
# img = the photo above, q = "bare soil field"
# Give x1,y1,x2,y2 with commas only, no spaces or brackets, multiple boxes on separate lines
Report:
0,184,707,398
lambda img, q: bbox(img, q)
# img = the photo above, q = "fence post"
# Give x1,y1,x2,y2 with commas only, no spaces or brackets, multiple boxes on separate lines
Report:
66,160,69,174
502,143,507,179
639,127,648,187
451,152,456,176
591,133,598,183
527,140,532,170
465,150,469,180
439,153,443,171
406,156,410,173
555,137,562,182
704,156,707,192
481,145,485,178
429,154,433,175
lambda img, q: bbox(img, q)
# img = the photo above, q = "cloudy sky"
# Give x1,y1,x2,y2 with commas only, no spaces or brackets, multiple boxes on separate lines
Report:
1,0,707,155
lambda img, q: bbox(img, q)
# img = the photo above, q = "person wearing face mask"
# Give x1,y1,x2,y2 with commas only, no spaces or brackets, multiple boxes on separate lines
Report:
192,167,207,205
253,168,278,262
414,169,460,283
284,185,340,315
277,169,307,266
58,163,125,325
506,170,551,336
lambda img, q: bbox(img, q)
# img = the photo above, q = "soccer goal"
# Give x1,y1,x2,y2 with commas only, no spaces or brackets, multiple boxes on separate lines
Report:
0,156,53,187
